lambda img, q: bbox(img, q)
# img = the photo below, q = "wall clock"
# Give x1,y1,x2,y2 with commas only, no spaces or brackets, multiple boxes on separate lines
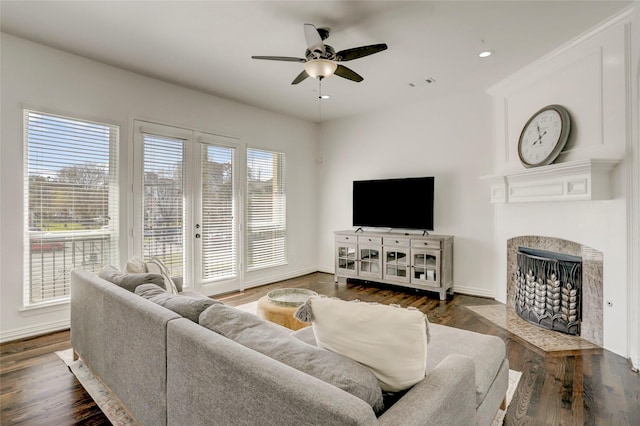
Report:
517,104,571,168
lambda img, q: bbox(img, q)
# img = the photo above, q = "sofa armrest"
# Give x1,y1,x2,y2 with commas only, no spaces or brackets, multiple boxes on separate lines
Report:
378,354,477,426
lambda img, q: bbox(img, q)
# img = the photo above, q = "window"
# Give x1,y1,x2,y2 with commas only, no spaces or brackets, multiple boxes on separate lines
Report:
246,148,286,270
24,110,119,306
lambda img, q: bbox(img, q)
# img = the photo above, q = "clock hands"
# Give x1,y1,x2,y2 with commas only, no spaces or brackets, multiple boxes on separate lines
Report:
532,123,547,146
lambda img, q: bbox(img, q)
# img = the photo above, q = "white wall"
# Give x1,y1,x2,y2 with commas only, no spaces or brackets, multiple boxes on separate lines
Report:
626,1,640,371
316,92,497,297
0,34,318,342
487,9,634,358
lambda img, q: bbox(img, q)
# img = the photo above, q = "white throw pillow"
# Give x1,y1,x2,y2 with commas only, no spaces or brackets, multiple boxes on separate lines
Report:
295,296,429,392
125,256,147,274
145,258,179,295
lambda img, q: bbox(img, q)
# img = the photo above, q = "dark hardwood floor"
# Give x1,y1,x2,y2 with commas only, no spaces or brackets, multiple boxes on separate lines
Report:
1,272,638,425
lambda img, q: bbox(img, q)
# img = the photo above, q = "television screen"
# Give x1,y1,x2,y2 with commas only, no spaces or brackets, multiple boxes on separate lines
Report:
352,177,434,231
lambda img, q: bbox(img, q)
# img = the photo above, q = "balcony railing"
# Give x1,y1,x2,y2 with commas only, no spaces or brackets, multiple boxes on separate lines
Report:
28,233,112,305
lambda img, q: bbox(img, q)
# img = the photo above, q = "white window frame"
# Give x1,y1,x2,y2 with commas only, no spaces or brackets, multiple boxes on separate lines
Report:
246,147,287,271
23,109,120,307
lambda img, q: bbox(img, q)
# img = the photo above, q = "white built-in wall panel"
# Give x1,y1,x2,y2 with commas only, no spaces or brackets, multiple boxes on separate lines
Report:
486,9,634,359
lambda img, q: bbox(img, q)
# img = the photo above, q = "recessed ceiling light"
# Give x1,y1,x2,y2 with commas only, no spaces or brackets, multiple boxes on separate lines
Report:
478,50,493,58
319,94,330,99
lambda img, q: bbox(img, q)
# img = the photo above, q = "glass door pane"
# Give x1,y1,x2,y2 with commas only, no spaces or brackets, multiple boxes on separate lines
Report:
359,246,380,277
412,250,438,283
201,145,236,280
337,245,356,272
384,248,409,281
142,134,185,278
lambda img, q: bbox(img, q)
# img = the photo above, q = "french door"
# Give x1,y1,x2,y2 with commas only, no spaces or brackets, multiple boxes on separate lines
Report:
133,121,242,294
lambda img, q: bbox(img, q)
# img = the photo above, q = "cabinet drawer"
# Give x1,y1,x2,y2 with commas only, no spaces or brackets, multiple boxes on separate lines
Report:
358,236,382,245
383,237,410,247
336,234,356,244
411,239,442,249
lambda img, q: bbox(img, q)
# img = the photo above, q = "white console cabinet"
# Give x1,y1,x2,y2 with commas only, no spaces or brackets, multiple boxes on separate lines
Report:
335,230,454,300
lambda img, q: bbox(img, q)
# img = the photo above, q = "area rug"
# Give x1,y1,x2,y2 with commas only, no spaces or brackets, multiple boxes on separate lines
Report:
56,349,138,425
466,304,600,352
58,346,521,426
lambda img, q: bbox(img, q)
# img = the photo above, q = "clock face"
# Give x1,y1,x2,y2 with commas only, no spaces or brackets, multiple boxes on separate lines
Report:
518,105,570,168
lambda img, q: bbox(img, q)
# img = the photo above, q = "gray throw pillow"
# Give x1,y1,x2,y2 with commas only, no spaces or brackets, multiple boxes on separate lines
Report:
99,265,166,292
135,284,221,322
198,304,384,413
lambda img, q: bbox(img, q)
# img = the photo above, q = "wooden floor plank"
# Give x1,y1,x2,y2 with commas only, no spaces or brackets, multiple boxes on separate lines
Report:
1,272,639,425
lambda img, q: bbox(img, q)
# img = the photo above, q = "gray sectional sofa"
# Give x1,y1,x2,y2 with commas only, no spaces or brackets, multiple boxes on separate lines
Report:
70,269,509,426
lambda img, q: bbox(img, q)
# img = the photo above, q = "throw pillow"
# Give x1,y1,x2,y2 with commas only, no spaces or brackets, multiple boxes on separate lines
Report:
125,256,147,274
98,265,166,292
294,296,430,392
199,304,384,412
145,258,179,294
135,284,221,322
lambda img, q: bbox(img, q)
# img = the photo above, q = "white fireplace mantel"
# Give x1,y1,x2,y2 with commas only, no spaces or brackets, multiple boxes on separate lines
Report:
480,159,619,203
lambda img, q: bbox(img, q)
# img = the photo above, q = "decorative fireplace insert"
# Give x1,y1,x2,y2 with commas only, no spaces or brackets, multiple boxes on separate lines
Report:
514,247,582,336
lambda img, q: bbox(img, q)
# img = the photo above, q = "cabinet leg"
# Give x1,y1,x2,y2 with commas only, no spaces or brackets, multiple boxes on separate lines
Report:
439,289,446,301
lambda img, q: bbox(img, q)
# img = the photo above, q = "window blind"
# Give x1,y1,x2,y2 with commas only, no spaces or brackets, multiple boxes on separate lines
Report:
142,134,185,278
246,148,286,270
201,144,236,280
24,110,119,306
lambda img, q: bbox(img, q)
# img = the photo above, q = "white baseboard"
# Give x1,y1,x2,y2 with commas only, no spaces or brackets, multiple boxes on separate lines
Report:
0,319,70,344
317,266,334,275
453,285,496,299
243,266,319,290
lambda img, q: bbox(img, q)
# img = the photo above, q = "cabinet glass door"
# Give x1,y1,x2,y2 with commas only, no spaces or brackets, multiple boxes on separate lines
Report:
358,246,381,279
336,244,357,276
411,249,439,285
383,247,410,283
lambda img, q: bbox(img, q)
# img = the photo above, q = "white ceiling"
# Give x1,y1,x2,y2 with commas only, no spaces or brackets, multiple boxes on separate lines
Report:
1,1,632,123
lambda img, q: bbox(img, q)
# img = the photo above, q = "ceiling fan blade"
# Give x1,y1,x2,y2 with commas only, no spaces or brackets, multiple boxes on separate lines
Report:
303,23,325,57
291,70,309,85
334,65,363,82
252,56,306,63
336,43,388,61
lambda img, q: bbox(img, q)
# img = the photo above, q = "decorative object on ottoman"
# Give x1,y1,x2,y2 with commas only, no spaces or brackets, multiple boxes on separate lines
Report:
257,288,317,330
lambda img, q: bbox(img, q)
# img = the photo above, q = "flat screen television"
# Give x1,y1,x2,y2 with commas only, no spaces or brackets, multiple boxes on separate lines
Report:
352,176,434,231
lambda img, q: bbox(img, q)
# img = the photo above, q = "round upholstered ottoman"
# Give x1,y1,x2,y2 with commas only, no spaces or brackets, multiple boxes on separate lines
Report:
257,288,317,331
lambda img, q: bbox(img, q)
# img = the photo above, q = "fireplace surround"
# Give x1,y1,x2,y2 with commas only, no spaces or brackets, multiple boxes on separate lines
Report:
507,236,603,346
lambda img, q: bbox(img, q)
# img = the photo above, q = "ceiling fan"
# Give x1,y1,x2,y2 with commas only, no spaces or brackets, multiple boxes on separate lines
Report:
252,23,388,85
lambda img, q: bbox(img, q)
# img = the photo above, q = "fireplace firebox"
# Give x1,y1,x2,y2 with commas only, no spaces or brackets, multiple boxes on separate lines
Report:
515,247,582,336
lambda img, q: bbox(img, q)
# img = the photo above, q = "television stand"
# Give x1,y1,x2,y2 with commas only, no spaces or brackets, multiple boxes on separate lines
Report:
334,230,454,300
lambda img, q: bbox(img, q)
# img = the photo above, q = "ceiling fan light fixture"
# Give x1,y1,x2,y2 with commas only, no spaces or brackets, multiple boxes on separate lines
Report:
304,59,338,79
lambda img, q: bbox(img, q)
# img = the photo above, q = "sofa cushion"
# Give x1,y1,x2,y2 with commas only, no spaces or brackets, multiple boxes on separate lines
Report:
135,284,221,322
198,304,384,412
427,323,506,405
98,265,166,292
294,296,429,392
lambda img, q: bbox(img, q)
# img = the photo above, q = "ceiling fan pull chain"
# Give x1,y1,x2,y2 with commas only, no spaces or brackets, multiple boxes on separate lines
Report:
318,79,323,122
